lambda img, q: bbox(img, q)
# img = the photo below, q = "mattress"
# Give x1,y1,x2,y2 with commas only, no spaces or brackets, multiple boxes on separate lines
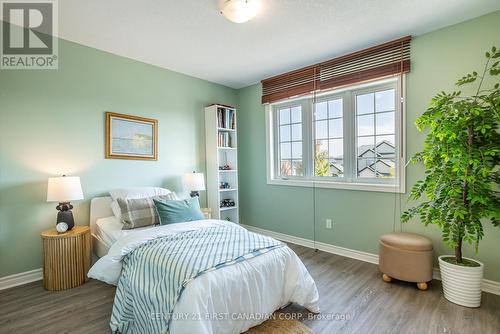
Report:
94,216,155,248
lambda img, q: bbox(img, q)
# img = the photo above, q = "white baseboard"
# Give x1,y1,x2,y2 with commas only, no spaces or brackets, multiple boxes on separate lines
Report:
0,268,42,290
243,224,500,296
242,224,379,265
481,279,500,295
433,267,441,281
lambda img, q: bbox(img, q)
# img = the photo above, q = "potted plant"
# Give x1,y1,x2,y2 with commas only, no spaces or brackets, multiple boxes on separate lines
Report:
402,47,499,307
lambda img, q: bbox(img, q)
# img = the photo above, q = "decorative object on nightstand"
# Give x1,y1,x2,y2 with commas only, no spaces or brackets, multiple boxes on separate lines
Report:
201,208,212,219
184,171,206,197
41,226,91,291
55,222,68,233
47,175,84,231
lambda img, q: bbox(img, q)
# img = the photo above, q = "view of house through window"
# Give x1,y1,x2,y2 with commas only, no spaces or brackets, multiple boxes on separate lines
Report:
356,89,396,178
270,78,402,190
314,98,344,177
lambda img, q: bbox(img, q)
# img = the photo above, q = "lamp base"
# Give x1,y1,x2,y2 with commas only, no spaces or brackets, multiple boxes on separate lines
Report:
190,191,200,198
56,202,75,230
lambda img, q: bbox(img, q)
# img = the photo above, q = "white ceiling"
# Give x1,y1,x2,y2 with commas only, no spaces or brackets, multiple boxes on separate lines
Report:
57,0,500,89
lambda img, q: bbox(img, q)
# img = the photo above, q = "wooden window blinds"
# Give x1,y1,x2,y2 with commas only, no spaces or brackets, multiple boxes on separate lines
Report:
261,36,411,104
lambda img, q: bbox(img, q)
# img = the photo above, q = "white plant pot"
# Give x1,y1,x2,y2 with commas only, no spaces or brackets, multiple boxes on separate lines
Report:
438,255,484,308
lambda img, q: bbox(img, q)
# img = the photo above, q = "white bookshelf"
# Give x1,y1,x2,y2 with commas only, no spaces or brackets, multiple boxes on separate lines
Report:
205,104,239,223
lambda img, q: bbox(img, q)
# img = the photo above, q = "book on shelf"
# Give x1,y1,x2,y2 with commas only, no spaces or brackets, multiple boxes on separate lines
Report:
217,107,235,129
218,132,231,148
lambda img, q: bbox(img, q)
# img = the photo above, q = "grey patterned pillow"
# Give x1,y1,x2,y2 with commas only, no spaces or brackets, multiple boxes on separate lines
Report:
118,194,176,229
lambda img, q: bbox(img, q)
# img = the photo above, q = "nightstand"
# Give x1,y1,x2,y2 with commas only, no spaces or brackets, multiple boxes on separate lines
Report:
41,226,91,291
201,208,212,219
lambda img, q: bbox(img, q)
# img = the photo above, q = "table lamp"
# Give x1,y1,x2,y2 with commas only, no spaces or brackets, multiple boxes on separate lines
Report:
47,175,84,231
184,172,205,197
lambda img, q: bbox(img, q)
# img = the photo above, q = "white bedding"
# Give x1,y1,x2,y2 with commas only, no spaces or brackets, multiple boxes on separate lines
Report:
94,216,155,248
88,220,320,334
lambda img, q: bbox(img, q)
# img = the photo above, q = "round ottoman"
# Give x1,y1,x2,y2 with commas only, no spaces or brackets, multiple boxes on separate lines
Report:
379,232,433,290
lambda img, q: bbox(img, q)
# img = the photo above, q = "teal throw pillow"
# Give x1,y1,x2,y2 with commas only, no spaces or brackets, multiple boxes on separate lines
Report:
154,197,205,225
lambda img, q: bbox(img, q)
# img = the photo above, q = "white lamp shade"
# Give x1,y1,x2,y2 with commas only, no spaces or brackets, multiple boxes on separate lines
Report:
219,0,261,23
47,176,84,202
184,172,206,191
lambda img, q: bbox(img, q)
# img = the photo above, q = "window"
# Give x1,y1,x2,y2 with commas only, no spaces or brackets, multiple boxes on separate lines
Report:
277,105,303,177
356,89,396,179
314,97,344,178
267,77,404,192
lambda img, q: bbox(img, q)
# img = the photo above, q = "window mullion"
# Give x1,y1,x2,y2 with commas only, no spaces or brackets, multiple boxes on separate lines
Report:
343,91,354,182
303,99,313,180
395,75,403,184
274,110,280,178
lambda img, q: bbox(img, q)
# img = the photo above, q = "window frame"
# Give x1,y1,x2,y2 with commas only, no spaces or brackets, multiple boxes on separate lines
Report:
311,92,347,180
273,101,309,180
265,76,406,193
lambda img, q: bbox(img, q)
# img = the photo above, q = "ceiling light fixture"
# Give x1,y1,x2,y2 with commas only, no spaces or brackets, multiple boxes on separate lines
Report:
219,0,261,24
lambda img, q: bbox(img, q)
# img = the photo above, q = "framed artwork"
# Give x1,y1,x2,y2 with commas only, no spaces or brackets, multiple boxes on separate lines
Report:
105,112,158,160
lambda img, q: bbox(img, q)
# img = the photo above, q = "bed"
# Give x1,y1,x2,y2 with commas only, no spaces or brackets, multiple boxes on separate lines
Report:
88,197,320,334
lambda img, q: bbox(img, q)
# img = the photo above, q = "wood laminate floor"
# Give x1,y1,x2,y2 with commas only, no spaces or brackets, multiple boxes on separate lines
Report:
1,243,499,334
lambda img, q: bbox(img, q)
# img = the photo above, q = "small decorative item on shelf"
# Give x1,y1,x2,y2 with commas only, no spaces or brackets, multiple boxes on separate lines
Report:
220,199,236,208
219,182,230,189
218,153,232,170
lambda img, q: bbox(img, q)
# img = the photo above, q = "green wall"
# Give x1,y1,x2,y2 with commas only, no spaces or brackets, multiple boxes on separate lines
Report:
236,11,500,281
0,36,237,277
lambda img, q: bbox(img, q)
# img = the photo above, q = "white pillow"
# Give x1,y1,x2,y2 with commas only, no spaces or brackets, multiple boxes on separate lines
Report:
166,192,180,200
110,200,122,219
109,187,173,201
109,188,179,219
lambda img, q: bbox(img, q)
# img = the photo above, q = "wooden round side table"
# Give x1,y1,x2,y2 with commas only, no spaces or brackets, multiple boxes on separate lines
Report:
41,225,91,291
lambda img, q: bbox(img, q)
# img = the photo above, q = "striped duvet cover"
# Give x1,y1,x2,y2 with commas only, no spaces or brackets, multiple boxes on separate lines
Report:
88,220,320,334
111,225,283,333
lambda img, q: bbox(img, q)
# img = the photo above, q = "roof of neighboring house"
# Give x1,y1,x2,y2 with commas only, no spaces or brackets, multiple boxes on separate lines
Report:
329,140,395,160
329,162,344,173
357,140,395,158
358,159,394,176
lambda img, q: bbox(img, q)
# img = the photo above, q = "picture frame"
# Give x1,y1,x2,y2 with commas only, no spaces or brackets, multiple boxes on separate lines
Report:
105,112,158,160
